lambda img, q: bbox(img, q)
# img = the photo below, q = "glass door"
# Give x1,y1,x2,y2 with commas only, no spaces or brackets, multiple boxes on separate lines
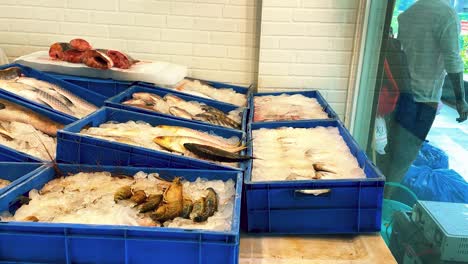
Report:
353,0,468,263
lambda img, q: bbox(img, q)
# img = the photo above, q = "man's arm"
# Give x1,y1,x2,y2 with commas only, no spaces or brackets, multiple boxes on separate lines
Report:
440,17,468,122
447,72,468,122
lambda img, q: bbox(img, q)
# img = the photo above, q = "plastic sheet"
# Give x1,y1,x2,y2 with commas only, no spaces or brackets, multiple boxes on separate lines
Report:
402,165,468,203
413,141,449,169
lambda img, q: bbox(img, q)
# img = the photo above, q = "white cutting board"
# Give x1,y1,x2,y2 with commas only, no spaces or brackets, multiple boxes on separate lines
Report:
15,51,187,86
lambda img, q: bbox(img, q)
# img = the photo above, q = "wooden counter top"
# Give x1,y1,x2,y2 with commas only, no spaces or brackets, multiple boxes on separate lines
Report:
239,233,396,264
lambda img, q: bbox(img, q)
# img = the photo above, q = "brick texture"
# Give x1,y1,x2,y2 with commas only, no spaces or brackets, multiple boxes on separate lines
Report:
0,1,260,86
0,0,359,119
258,0,359,118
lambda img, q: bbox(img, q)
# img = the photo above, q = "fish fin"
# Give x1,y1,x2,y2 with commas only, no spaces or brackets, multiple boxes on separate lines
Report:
54,90,74,106
225,144,248,153
0,132,13,141
30,129,55,163
37,98,53,109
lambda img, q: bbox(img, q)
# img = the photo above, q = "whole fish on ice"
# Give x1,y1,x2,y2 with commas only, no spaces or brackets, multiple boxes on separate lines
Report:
0,67,98,118
122,92,242,129
174,79,247,107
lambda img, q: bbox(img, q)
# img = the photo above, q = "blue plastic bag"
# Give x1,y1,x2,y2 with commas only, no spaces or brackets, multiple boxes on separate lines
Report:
413,141,449,169
402,165,468,203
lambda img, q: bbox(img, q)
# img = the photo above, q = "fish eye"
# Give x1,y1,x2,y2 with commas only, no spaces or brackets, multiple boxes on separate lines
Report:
0,103,4,110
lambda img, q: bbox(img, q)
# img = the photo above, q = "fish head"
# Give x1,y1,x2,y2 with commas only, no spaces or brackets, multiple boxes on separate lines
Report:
153,136,186,154
0,67,22,81
153,136,174,149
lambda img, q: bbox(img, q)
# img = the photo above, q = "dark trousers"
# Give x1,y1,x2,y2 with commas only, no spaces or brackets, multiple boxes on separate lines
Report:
377,93,438,184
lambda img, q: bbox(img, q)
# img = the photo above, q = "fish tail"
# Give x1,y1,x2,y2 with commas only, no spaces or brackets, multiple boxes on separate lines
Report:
226,144,247,153
32,129,55,162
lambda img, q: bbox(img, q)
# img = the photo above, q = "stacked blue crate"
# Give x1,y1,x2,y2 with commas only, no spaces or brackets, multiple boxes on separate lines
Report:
243,120,385,234
105,85,248,131
0,162,43,195
47,72,135,98
0,73,249,262
0,164,242,264
56,107,247,171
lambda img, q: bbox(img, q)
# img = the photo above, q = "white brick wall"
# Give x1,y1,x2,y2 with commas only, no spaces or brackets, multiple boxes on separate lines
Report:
0,0,260,86
258,0,359,118
0,0,360,119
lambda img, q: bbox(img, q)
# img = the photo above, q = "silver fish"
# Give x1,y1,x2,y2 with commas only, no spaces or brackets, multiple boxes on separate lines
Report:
35,89,75,116
15,77,73,106
16,77,98,114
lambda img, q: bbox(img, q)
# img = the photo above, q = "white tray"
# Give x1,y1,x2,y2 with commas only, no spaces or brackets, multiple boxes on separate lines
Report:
15,51,187,86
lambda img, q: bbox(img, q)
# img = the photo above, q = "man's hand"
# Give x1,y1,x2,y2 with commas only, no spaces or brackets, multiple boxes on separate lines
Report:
456,99,468,122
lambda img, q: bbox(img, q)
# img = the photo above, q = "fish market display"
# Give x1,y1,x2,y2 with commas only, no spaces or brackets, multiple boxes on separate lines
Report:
0,98,63,160
254,94,328,122
80,123,249,165
252,127,365,182
122,92,242,129
49,38,139,69
0,171,236,231
173,79,247,107
0,67,98,118
0,179,11,189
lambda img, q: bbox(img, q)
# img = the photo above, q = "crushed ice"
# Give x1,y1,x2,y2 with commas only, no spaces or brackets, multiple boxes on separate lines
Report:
0,121,56,160
0,171,236,232
254,94,329,122
252,126,365,181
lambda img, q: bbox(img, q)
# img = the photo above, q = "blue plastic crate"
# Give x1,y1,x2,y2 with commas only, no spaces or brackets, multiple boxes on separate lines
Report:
47,72,135,98
0,146,41,163
0,162,43,196
0,164,242,264
249,90,338,124
139,77,252,108
0,64,107,120
57,107,246,171
0,93,75,163
106,85,248,131
243,120,385,234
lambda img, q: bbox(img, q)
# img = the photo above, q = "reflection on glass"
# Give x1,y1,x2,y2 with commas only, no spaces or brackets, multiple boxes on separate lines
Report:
377,0,467,193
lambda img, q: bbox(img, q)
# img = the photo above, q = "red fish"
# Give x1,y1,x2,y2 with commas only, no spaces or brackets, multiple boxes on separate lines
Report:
69,38,92,51
82,50,114,69
49,42,72,60
99,49,139,69
62,49,85,63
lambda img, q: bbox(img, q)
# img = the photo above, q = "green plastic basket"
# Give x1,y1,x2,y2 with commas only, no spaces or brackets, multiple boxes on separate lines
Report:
381,182,418,245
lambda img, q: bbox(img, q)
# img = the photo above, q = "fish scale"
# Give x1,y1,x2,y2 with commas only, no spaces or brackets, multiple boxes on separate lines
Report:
35,89,75,116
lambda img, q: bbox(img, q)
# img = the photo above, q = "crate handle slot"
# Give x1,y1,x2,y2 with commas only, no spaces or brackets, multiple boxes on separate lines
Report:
293,189,331,198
